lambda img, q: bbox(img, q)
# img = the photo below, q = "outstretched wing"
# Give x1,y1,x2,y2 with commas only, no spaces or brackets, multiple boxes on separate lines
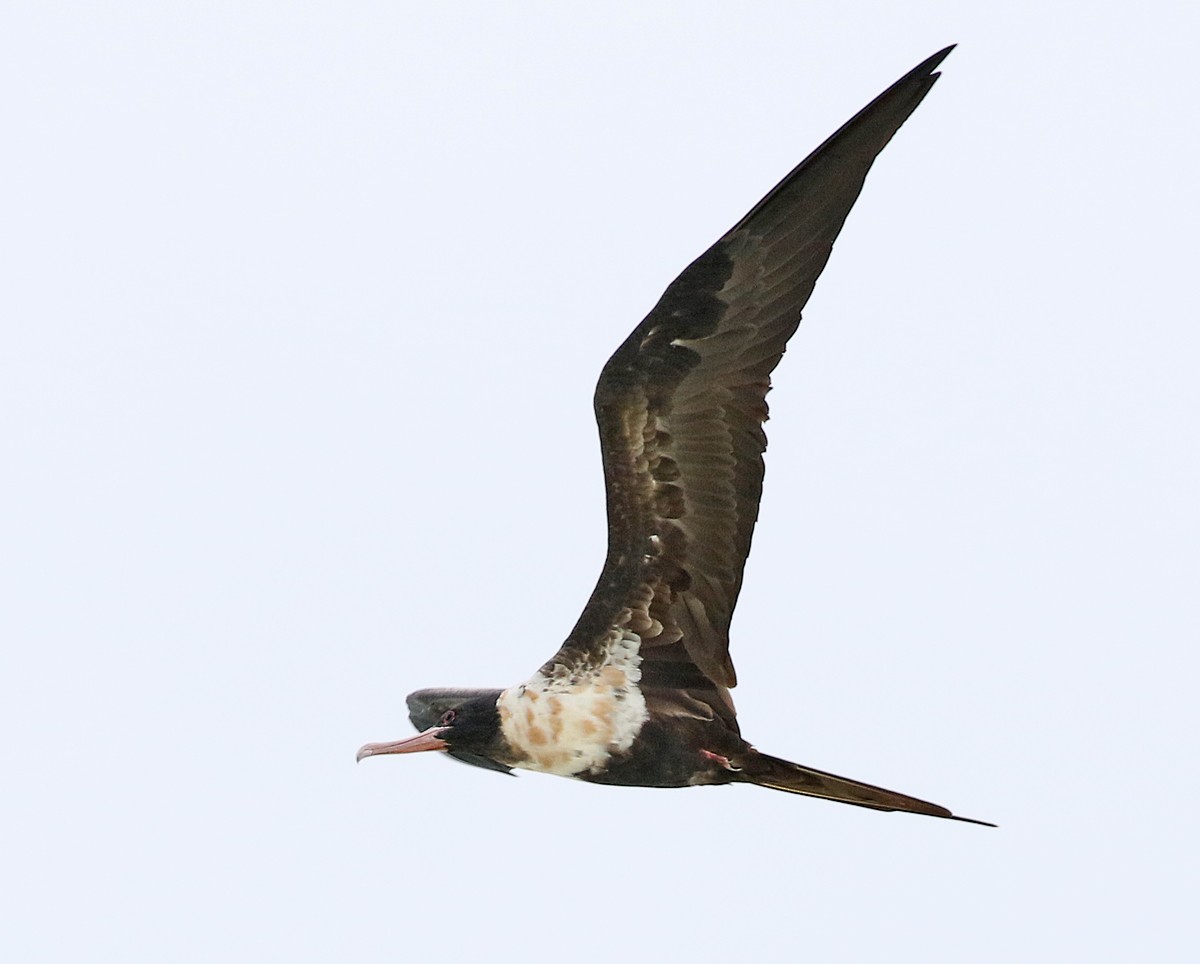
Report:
542,48,952,694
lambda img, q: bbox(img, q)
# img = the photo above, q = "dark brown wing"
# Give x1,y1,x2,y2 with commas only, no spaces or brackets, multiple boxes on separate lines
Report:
541,48,953,695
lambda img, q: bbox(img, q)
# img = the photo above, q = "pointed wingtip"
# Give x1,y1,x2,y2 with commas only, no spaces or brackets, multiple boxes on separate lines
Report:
921,44,957,75
901,45,956,89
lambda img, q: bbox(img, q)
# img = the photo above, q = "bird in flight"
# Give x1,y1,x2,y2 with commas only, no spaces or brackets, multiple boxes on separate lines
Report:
359,46,991,826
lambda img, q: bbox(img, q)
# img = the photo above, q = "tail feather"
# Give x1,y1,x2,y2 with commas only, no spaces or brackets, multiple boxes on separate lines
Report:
736,752,995,827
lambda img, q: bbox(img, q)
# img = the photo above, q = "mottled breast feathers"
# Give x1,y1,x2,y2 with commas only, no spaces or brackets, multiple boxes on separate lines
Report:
539,48,951,695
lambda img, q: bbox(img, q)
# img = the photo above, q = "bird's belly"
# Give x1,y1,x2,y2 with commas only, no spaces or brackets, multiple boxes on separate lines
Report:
580,717,740,788
496,667,649,777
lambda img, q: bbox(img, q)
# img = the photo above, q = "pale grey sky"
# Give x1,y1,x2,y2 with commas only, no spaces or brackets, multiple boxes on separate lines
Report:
3,3,1198,961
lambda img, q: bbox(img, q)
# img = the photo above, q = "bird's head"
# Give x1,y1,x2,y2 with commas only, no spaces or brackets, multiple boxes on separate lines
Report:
356,688,512,774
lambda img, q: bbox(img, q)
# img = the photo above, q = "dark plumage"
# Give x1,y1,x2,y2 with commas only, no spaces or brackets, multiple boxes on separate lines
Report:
359,47,992,827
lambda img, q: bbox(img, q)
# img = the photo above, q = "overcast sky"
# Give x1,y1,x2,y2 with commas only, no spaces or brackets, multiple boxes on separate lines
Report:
4,3,1198,961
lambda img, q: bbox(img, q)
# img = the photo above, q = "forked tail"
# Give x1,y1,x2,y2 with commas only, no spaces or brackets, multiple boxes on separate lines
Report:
735,751,995,827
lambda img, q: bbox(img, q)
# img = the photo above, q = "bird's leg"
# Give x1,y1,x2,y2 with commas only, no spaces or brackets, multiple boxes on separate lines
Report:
700,749,742,772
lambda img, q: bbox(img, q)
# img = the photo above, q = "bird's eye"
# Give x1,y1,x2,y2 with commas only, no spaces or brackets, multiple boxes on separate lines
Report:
439,709,457,726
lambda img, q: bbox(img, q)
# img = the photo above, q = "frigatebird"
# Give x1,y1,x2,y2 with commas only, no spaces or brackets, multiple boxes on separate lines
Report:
359,46,991,826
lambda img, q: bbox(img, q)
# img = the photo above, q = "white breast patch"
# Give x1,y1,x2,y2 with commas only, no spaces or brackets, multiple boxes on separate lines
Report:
496,629,649,777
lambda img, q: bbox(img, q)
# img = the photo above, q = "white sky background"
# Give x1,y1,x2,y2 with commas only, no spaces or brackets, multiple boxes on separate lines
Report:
3,2,1198,960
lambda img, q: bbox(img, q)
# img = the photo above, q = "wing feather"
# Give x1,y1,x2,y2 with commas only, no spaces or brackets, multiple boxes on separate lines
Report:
541,47,953,694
